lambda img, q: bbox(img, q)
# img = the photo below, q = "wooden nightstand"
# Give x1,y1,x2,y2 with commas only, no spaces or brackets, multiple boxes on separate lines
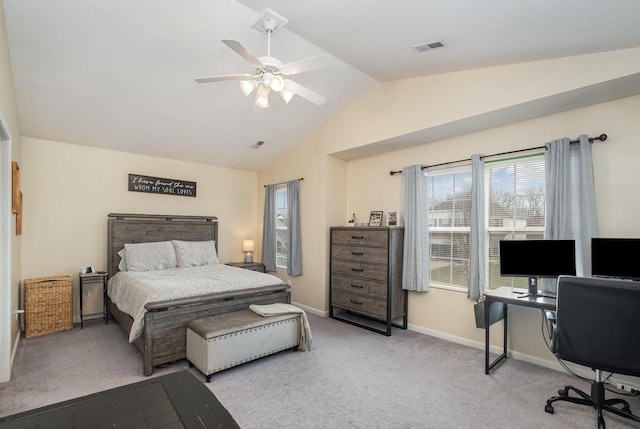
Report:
225,262,266,273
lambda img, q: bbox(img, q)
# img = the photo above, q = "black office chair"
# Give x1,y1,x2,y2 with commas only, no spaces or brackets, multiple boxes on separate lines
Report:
545,275,640,428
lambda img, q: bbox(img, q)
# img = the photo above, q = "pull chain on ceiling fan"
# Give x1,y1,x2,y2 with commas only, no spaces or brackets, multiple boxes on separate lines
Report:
195,9,331,108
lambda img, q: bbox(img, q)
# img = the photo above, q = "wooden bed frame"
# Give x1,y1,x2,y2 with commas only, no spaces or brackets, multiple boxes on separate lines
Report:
107,213,291,376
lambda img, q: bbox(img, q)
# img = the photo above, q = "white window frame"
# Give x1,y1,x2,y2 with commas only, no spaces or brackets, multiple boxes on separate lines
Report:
425,153,547,292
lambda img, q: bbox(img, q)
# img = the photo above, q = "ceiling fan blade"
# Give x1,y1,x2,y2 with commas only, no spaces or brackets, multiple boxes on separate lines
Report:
281,55,332,76
194,74,252,83
221,39,264,70
284,80,326,106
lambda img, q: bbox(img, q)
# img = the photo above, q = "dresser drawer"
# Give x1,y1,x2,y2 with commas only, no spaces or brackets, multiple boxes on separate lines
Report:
331,244,388,264
331,290,387,319
331,229,388,248
331,260,388,282
331,275,388,299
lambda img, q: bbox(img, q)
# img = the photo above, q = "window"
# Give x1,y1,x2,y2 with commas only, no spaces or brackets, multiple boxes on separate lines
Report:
426,154,546,290
275,185,288,268
486,155,545,290
427,168,472,288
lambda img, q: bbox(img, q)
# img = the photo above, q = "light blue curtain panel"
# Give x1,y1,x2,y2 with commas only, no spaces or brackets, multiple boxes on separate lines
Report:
261,184,277,272
401,165,430,292
287,180,302,276
468,154,487,300
543,135,599,293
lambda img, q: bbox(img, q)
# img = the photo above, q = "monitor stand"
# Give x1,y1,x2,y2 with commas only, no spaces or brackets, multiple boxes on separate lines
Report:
517,277,555,299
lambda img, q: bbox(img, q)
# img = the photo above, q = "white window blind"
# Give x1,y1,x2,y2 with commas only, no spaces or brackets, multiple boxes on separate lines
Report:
427,168,472,288
486,154,546,290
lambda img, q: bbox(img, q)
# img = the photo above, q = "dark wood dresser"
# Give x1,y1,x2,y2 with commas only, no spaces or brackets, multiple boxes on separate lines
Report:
329,226,407,335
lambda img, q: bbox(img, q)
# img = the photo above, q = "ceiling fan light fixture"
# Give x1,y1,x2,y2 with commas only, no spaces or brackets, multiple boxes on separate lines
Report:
255,84,270,108
270,75,284,92
240,79,257,95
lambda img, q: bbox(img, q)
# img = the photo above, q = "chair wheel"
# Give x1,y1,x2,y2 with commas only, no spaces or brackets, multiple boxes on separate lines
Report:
558,388,568,396
545,404,555,414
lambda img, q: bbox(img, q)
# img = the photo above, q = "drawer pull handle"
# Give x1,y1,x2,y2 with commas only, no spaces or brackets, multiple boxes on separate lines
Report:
350,268,364,272
350,284,364,289
350,299,363,305
351,252,364,256
351,236,365,240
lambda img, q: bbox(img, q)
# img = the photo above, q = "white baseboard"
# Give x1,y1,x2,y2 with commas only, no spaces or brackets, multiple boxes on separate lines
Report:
291,301,328,318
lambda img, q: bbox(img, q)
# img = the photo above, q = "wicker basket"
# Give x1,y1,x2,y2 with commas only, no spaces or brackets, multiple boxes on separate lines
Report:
24,275,73,338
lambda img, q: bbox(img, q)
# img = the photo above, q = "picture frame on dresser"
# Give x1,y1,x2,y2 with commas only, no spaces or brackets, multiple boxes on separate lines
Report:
368,211,383,227
387,211,398,226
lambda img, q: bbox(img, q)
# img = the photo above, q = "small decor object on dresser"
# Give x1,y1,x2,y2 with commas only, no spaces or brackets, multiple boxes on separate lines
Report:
368,211,383,227
387,211,398,226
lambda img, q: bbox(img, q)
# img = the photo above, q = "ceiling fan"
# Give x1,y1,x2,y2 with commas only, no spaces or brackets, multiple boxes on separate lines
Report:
195,9,331,108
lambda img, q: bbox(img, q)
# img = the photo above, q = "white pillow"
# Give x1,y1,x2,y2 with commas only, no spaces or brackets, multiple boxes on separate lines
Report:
124,241,177,272
117,248,127,271
172,240,218,267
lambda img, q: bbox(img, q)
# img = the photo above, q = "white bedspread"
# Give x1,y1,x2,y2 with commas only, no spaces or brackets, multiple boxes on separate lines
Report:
108,264,283,342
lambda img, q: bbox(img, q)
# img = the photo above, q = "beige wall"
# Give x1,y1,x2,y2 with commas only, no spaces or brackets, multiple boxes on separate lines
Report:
20,138,260,319
344,95,640,364
256,134,346,311
258,47,640,374
0,0,22,382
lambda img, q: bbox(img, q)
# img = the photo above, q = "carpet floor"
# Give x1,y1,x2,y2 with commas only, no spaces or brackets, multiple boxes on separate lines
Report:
2,313,640,428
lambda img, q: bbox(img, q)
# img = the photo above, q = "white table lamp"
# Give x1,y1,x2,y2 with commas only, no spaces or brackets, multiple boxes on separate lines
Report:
242,240,255,263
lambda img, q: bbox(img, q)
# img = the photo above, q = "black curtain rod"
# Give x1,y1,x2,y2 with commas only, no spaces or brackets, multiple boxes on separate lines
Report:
264,177,304,187
389,134,607,175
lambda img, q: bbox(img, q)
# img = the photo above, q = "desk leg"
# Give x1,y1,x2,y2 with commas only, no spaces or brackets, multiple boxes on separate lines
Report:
485,300,508,374
502,302,508,356
484,299,490,374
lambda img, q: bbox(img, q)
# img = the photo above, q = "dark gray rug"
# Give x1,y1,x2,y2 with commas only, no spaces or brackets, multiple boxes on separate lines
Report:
0,370,239,429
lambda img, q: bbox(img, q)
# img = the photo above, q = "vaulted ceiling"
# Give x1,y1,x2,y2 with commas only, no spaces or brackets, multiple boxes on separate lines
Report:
4,0,640,171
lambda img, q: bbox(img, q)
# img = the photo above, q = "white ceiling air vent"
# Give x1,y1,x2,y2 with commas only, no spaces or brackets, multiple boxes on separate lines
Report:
412,41,446,52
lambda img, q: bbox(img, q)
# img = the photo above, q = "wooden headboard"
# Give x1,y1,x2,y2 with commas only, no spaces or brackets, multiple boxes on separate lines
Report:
107,213,218,278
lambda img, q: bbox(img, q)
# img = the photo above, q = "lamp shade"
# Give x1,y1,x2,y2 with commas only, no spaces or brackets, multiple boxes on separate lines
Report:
242,240,255,252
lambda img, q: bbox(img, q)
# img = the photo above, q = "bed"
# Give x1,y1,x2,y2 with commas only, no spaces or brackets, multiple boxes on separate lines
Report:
106,213,291,376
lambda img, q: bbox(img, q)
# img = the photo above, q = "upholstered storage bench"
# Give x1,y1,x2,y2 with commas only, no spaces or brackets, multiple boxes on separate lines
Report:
186,309,300,382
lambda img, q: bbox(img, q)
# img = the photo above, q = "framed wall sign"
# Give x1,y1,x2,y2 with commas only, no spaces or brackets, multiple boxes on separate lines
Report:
369,210,383,227
128,174,196,197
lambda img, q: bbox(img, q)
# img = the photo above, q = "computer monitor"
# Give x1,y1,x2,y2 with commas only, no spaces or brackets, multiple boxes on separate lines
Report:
592,238,640,281
499,239,576,297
